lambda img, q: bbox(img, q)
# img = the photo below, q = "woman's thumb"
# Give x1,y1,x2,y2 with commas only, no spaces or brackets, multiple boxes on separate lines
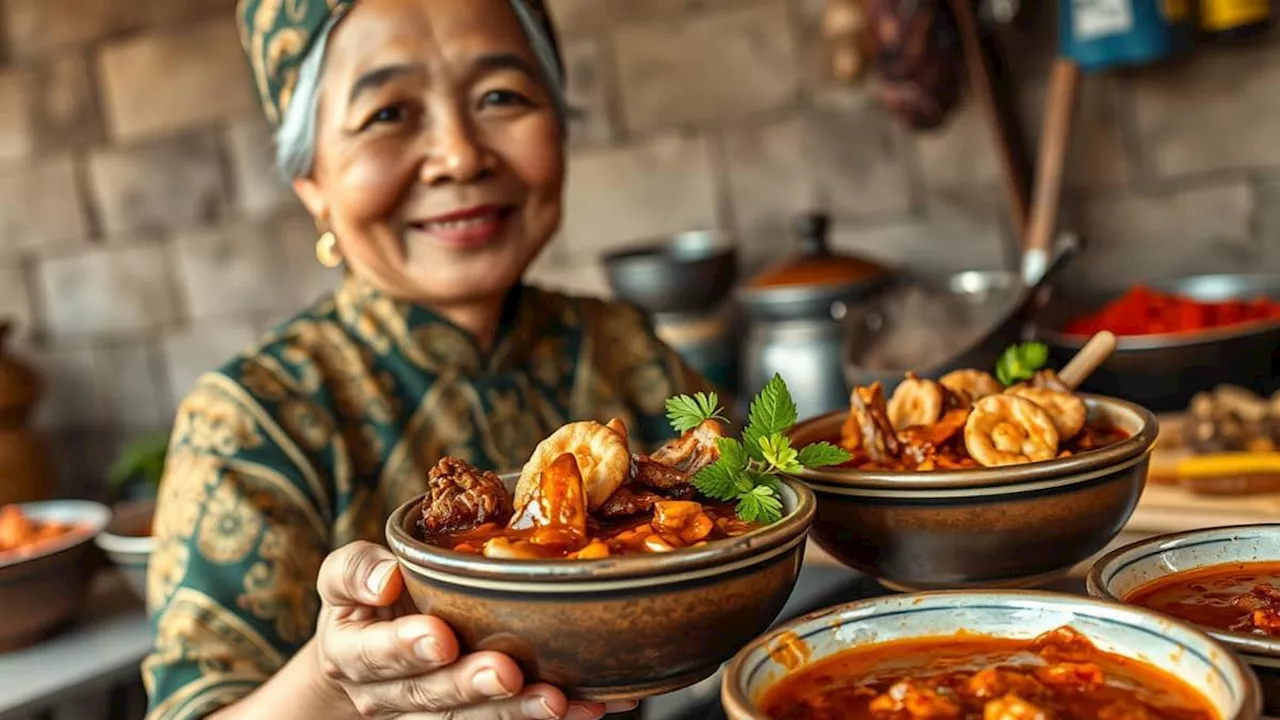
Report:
317,540,403,607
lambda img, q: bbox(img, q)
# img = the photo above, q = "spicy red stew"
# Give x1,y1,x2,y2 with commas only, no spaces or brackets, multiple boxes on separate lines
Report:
1127,562,1280,637
759,627,1217,720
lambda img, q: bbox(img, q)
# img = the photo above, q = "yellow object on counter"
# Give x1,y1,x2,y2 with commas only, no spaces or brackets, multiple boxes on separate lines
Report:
1176,451,1280,479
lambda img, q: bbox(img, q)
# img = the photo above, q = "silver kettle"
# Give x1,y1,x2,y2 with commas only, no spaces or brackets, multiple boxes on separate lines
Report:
736,213,896,420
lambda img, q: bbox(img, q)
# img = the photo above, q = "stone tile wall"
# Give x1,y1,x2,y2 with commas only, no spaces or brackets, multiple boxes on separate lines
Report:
0,0,1276,497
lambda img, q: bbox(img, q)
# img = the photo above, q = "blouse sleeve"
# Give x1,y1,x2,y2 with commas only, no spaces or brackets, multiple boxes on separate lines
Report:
142,373,332,720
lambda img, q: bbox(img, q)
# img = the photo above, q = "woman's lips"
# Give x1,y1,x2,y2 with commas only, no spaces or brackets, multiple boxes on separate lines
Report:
408,205,515,249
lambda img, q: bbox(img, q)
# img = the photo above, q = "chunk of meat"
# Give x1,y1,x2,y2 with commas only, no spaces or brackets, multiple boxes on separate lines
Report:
508,453,588,550
632,456,693,491
964,669,1047,701
940,369,1004,402
964,395,1060,467
597,485,664,518
651,501,714,544
419,457,513,536
1031,627,1095,663
1098,700,1159,720
869,680,961,720
649,419,724,475
1235,584,1280,631
1035,662,1104,690
898,408,970,464
983,693,1051,720
849,382,901,463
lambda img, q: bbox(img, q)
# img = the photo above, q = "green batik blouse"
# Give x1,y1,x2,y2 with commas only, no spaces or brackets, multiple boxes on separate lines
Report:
141,274,715,720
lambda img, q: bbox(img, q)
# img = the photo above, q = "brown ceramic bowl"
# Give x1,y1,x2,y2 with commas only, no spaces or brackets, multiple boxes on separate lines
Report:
0,500,111,652
385,473,815,702
721,590,1262,720
786,394,1159,591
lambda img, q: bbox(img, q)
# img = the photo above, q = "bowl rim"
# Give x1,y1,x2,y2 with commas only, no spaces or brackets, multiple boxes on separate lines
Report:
720,588,1263,720
385,473,816,584
786,394,1159,490
94,498,155,554
0,499,112,570
1086,523,1280,657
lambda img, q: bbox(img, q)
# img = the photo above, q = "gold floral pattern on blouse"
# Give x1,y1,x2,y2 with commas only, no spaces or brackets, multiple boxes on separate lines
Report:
196,479,265,565
144,275,718,720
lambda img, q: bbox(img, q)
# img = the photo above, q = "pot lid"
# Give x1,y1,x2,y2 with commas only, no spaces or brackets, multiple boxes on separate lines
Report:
745,212,891,292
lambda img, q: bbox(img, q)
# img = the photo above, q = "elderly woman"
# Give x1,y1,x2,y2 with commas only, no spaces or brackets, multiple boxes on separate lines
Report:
141,0,717,718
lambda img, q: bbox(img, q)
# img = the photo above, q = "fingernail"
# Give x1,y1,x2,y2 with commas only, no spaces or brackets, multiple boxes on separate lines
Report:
523,695,558,719
412,636,441,662
606,700,639,713
472,668,514,698
366,561,394,595
566,707,600,720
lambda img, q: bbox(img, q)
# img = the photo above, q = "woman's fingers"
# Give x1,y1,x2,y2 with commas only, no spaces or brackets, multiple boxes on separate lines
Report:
321,613,461,683
345,651,531,717
603,700,640,714
317,540,404,608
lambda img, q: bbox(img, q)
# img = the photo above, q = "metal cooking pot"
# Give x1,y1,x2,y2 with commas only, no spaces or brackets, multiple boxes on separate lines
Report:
738,212,895,419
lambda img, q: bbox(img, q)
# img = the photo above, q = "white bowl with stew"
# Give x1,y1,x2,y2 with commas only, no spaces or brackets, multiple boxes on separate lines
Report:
1088,525,1280,715
722,590,1261,720
385,471,816,703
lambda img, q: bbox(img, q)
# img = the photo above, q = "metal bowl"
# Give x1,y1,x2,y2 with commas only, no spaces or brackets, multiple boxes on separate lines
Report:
1088,525,1280,716
385,472,815,702
722,590,1262,720
841,270,1028,397
1034,274,1280,413
785,395,1158,591
601,230,738,315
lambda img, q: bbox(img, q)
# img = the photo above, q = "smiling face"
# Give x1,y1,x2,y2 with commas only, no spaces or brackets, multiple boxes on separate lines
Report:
293,0,565,310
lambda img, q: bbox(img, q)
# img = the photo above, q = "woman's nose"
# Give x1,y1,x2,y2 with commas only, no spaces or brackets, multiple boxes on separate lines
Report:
419,116,490,186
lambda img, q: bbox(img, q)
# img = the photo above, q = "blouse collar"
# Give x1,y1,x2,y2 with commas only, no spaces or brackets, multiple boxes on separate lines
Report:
333,274,547,375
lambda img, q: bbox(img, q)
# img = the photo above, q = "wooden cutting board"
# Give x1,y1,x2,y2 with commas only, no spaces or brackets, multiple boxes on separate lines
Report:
1129,413,1280,534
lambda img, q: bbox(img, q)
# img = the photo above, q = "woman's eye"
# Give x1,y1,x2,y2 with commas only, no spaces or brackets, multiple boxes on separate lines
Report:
479,89,532,109
362,105,407,129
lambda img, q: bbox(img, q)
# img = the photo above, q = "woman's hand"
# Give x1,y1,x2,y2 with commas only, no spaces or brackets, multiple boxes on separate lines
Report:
315,541,637,720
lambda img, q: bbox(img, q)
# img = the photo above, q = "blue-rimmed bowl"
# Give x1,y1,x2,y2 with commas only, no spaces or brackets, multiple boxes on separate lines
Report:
787,394,1159,591
1088,525,1280,715
721,590,1262,720
385,472,815,702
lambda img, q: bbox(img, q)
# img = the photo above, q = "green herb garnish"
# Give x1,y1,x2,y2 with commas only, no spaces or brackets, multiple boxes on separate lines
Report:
995,341,1049,386
665,391,729,433
665,375,851,525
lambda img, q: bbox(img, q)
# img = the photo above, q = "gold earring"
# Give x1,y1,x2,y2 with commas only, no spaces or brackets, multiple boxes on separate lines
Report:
315,230,342,268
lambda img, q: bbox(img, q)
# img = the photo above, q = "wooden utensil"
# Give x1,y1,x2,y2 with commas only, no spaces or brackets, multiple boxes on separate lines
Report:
1058,330,1117,390
1023,58,1081,283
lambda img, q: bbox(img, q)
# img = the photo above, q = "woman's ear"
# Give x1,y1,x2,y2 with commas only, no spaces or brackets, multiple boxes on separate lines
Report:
293,177,329,221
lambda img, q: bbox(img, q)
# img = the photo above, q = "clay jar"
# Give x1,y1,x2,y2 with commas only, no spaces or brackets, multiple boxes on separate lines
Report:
0,322,55,505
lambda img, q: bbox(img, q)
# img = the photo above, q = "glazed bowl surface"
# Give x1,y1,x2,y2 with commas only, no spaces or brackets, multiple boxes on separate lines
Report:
1088,524,1280,715
786,394,1159,591
385,473,815,702
0,500,111,652
93,498,154,605
721,590,1261,720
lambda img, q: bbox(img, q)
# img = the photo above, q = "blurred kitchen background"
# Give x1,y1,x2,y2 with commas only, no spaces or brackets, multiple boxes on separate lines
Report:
0,0,1275,507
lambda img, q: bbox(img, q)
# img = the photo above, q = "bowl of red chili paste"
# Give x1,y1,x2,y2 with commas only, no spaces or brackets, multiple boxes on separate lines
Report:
1035,274,1280,413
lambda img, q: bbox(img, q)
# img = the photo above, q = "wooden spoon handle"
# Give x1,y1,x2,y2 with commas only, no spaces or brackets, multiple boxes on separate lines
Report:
1058,331,1117,391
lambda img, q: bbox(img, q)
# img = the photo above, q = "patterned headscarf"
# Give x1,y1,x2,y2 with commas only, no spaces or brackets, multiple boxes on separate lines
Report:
235,0,565,128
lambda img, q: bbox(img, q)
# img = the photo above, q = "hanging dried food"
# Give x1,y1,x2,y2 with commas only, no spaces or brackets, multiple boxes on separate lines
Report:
863,0,966,129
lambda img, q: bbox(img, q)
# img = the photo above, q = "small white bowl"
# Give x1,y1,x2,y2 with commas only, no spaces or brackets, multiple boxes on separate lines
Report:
1089,524,1280,715
722,590,1261,720
93,498,155,605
